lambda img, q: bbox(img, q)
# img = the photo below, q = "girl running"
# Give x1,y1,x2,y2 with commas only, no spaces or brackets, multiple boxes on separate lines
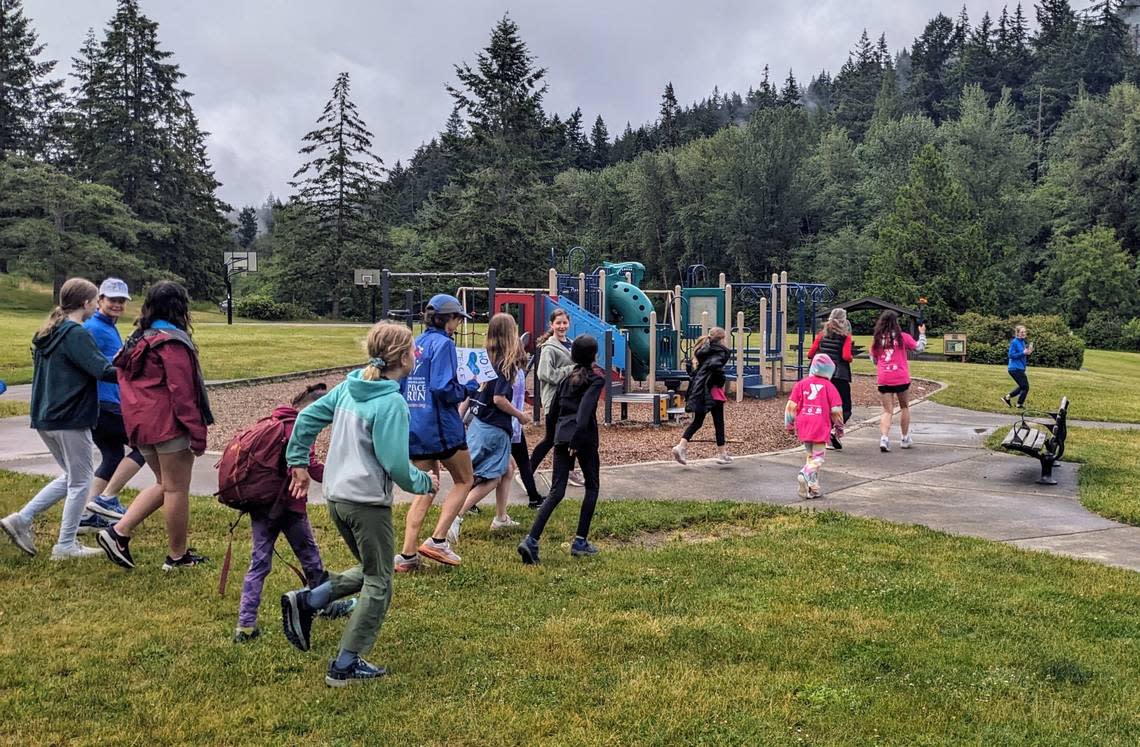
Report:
1003,325,1033,408
97,281,214,571
395,294,478,571
870,310,926,452
280,322,438,687
449,313,532,542
2,278,117,559
518,335,605,564
672,327,731,465
530,308,584,488
79,278,145,534
807,308,854,450
785,354,844,498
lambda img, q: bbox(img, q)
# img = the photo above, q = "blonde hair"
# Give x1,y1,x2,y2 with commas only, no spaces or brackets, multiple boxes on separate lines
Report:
35,278,98,341
485,312,524,382
1014,325,1027,335
691,326,727,366
825,308,851,337
362,322,414,381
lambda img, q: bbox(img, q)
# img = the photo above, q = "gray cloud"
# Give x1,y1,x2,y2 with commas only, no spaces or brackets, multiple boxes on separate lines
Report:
28,0,1040,209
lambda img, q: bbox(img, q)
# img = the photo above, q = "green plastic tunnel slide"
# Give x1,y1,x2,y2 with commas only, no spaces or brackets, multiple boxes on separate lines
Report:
607,279,653,380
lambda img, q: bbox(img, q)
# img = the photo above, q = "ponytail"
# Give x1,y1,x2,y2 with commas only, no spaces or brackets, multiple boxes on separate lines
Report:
35,278,98,342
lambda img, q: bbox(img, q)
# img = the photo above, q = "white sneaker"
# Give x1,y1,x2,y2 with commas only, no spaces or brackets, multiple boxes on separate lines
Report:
879,436,891,453
1,513,36,556
671,445,688,465
491,515,519,530
568,469,585,487
418,538,461,566
715,453,732,465
50,543,103,561
900,434,914,449
796,473,810,499
446,516,464,546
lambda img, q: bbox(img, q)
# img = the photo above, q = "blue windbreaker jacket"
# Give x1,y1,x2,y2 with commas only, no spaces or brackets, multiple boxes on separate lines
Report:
401,326,477,457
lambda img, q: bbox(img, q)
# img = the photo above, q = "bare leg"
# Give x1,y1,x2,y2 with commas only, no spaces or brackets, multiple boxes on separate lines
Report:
158,449,195,558
879,393,895,438
89,477,109,500
113,454,165,536
430,451,474,539
459,477,501,516
897,389,911,437
103,457,144,498
494,462,514,520
401,458,438,556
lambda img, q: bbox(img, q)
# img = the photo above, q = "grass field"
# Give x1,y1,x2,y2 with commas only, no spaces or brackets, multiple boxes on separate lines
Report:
0,470,1137,745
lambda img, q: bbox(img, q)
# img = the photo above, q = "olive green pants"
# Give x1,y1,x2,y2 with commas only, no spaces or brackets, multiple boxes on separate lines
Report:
326,500,395,655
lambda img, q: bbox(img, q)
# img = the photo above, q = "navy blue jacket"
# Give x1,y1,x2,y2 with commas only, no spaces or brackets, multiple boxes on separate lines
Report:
401,326,478,457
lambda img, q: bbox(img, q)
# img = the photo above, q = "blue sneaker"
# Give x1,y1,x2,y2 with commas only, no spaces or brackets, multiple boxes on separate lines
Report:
87,496,127,520
325,656,387,687
570,537,599,557
78,513,113,535
317,598,357,620
517,536,540,565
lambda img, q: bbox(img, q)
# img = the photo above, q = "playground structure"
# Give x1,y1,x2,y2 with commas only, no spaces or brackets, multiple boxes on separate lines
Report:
364,252,833,428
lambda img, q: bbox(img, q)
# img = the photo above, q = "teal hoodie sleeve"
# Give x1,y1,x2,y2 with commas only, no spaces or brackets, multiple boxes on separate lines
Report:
286,383,340,467
371,401,432,494
63,325,117,382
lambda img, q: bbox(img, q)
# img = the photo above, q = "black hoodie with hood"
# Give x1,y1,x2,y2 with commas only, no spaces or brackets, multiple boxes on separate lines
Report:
30,320,117,430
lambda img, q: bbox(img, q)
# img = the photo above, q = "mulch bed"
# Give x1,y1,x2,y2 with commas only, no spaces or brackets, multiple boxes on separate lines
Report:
205,374,938,466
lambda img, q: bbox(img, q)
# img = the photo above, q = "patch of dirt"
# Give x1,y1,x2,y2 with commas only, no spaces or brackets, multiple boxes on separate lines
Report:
206,373,938,466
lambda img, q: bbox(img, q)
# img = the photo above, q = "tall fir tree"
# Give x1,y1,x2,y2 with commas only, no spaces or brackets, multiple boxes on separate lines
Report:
69,0,228,296
289,71,384,317
659,82,681,148
235,206,258,248
589,114,610,168
780,70,801,107
0,0,63,160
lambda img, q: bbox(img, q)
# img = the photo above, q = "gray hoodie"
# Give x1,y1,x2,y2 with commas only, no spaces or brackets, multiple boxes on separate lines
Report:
537,336,575,416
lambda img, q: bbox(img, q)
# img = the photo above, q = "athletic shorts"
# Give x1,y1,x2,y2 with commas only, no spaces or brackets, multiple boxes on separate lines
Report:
138,434,191,458
877,383,911,394
411,443,468,463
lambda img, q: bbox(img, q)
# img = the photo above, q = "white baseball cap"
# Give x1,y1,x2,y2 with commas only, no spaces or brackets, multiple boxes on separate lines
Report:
98,278,131,300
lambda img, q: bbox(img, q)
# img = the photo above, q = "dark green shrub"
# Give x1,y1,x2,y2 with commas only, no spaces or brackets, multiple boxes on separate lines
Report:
952,312,1084,369
1079,311,1126,350
234,294,291,320
1122,318,1140,351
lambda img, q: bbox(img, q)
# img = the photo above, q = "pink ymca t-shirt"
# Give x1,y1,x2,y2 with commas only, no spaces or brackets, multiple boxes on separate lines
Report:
788,375,842,444
873,333,918,386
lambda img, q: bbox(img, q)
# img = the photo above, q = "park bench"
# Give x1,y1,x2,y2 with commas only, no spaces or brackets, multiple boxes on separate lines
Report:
1000,396,1069,485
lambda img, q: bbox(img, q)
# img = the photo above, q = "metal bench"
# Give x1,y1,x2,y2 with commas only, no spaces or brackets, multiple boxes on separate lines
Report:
1000,396,1069,485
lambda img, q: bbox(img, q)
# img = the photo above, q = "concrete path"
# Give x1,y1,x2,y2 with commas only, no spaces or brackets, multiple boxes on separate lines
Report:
2,400,1139,572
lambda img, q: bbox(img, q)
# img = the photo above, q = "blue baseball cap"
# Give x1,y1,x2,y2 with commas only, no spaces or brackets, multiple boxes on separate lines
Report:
427,294,471,319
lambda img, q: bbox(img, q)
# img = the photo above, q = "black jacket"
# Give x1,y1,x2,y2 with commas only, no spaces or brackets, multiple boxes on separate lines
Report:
553,367,605,452
30,320,117,430
685,342,730,414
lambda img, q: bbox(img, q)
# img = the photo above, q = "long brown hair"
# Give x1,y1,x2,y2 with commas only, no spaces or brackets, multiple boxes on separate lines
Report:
136,280,192,334
35,278,98,341
871,310,902,360
485,313,524,382
691,326,727,367
535,307,569,346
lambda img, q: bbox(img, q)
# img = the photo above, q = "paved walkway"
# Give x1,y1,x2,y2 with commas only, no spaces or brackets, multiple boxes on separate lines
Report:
2,399,1139,572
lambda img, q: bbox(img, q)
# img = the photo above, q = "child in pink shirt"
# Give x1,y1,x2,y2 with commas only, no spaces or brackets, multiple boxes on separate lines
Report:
785,354,844,498
870,311,926,452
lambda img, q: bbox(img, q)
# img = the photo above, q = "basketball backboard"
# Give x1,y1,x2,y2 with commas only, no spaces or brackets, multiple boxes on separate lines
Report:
354,268,382,287
223,251,258,273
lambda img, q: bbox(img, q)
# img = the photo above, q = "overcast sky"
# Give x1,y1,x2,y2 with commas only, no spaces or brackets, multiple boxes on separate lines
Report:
26,1,1083,210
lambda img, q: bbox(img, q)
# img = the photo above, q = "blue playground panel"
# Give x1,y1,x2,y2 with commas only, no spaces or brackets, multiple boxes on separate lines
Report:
545,295,628,372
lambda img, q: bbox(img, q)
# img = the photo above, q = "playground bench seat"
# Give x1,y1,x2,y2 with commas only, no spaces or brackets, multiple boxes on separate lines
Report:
1000,396,1069,485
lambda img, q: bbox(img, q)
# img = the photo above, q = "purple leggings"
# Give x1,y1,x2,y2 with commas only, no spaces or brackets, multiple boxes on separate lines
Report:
237,510,324,628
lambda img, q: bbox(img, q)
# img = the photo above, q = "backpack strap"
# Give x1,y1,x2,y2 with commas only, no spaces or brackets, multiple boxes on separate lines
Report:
217,511,246,597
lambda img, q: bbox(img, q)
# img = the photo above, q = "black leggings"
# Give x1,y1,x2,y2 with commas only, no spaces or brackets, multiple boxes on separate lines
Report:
1008,370,1029,406
683,402,725,446
511,432,544,501
92,405,144,482
529,446,600,541
529,407,558,473
832,378,852,423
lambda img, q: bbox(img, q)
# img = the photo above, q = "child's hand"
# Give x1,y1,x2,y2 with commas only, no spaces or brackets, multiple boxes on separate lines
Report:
785,424,795,435
517,411,533,426
429,474,441,494
289,467,311,500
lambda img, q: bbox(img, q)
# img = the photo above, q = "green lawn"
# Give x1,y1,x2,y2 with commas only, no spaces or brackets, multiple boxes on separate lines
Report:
0,471,1136,745
0,401,29,418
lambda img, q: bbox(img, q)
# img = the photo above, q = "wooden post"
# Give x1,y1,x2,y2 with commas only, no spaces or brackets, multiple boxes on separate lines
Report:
603,329,613,426
779,271,788,391
648,311,657,395
736,310,745,402
672,284,682,333
724,283,732,331
548,268,557,297
578,272,586,307
718,272,726,289
598,268,607,320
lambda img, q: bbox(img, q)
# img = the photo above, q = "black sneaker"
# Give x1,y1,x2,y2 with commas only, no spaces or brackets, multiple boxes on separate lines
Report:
829,431,843,450
325,656,387,687
96,527,134,570
317,598,357,620
281,589,315,652
232,626,261,644
162,548,207,571
528,496,546,509
1002,394,1012,408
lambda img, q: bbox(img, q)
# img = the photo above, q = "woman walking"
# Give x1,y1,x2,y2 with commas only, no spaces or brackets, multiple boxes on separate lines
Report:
1003,325,1033,408
672,327,732,465
807,308,855,449
2,278,117,559
870,311,926,452
97,281,214,570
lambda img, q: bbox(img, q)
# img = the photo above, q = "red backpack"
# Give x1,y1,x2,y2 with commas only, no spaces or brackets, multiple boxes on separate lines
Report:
215,414,292,512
